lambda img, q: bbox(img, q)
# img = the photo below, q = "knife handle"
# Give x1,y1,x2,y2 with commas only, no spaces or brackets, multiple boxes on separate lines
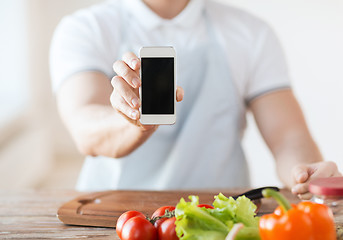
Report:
233,186,280,200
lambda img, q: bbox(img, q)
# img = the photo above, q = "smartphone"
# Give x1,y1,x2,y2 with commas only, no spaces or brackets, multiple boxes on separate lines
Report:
139,46,176,125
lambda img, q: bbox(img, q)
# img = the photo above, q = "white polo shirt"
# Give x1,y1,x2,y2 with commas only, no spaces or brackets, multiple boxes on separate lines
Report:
50,0,290,191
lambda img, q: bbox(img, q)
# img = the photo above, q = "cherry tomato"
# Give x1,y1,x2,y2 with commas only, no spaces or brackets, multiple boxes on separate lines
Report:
197,204,214,209
151,206,175,229
116,210,145,239
158,217,178,240
121,216,157,240
151,206,176,218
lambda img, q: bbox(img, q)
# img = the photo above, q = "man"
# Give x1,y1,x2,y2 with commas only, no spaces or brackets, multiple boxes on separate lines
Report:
50,0,341,199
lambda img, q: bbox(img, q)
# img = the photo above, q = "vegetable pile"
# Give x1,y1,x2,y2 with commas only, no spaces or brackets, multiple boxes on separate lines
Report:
116,189,337,240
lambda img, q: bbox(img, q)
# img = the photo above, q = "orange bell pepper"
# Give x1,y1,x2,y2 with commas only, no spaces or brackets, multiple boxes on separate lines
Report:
259,188,336,240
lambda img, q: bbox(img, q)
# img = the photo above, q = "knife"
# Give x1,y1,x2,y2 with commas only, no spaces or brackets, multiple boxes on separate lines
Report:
232,186,280,200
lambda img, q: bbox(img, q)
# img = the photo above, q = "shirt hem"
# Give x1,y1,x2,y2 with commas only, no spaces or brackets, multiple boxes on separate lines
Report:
245,85,291,105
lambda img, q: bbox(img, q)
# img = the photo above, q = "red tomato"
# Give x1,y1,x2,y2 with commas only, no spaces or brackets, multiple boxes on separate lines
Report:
152,206,176,218
197,204,214,209
151,206,175,229
116,210,145,239
121,216,157,240
158,217,178,240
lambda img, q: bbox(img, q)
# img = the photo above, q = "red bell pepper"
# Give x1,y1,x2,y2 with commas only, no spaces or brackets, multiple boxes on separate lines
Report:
259,188,336,240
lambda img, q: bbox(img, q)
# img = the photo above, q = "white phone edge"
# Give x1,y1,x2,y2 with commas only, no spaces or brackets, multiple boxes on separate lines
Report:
139,46,177,125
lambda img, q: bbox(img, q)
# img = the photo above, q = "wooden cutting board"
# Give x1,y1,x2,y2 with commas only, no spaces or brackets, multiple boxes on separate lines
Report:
57,190,261,228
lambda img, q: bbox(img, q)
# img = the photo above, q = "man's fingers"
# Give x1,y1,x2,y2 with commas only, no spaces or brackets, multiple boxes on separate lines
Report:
111,91,140,120
292,182,312,200
292,181,313,200
111,76,140,109
292,182,309,195
122,52,140,72
297,192,313,201
176,86,184,102
292,165,310,184
113,60,141,88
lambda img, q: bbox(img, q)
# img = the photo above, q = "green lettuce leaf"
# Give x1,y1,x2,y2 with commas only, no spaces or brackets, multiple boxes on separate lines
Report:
175,193,260,240
213,193,259,228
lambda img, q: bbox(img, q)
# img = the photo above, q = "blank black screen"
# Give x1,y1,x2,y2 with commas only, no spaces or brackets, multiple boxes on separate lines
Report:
141,57,174,114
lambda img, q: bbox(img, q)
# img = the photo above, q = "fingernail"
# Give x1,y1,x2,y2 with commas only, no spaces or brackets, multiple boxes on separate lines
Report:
132,59,138,69
291,187,297,193
132,78,140,88
132,98,139,108
131,110,138,119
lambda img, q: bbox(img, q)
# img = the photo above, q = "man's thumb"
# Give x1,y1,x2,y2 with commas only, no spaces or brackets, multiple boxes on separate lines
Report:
292,165,310,183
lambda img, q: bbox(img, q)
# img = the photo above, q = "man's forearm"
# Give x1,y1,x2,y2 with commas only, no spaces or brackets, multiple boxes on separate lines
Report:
66,104,156,158
55,72,157,158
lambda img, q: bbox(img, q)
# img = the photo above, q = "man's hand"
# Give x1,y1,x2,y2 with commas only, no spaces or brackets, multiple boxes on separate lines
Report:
56,51,184,158
291,161,342,200
111,52,184,131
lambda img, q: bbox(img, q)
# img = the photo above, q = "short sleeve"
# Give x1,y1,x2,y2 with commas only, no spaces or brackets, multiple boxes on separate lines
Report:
49,11,112,92
245,25,291,103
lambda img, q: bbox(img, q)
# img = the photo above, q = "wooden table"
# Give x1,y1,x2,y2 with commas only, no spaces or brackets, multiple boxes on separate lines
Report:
0,189,342,239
